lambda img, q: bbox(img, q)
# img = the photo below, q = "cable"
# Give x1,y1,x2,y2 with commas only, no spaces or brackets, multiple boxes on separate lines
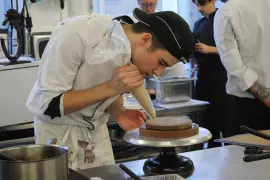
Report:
0,0,33,62
1,22,23,61
23,0,33,33
1,9,23,61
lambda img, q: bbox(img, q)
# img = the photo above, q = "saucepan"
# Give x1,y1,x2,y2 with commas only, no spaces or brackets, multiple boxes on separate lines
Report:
0,144,69,180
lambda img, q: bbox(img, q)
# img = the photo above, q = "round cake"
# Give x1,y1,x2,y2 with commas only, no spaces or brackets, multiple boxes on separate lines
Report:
139,123,199,138
146,116,192,131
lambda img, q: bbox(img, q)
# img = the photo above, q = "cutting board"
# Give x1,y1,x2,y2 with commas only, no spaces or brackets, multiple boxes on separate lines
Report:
215,130,270,148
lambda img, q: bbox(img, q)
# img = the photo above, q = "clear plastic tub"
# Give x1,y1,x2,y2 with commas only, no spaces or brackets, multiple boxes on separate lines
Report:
150,77,194,103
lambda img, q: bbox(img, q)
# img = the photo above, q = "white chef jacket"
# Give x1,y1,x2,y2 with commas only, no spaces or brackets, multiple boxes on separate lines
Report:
214,0,270,98
26,14,131,170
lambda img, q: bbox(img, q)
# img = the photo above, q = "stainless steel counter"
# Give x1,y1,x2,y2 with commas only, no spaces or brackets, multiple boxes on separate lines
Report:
121,99,209,125
79,145,270,180
154,100,209,117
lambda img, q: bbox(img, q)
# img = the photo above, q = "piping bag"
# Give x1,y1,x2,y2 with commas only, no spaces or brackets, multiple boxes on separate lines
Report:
126,60,156,119
130,83,156,119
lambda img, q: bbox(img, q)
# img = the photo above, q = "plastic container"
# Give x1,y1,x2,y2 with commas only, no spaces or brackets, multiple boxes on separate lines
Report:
150,77,194,104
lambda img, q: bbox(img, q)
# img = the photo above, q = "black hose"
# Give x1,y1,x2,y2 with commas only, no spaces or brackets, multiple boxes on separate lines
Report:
1,0,33,62
1,9,23,61
0,21,23,61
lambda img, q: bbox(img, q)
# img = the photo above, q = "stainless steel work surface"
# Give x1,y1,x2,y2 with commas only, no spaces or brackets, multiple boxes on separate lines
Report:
123,98,209,117
79,146,270,180
123,127,212,147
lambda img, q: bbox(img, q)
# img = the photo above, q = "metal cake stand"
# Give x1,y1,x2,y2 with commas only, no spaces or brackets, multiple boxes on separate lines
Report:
124,127,212,177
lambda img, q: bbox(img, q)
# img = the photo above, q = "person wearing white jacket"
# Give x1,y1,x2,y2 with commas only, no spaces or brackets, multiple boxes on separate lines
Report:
27,8,195,170
214,0,270,136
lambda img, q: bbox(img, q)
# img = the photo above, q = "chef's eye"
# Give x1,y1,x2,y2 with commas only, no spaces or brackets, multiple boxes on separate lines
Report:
159,59,169,67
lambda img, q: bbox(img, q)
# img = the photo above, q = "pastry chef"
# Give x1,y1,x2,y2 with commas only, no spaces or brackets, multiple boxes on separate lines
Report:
26,8,195,170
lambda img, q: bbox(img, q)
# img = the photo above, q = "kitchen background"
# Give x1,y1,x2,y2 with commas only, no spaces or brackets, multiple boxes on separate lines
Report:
0,0,224,163
0,0,225,32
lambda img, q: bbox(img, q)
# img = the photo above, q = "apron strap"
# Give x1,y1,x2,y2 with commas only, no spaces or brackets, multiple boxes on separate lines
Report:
61,125,79,170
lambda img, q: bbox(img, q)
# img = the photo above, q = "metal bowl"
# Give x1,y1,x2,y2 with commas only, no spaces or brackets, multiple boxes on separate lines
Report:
0,144,69,180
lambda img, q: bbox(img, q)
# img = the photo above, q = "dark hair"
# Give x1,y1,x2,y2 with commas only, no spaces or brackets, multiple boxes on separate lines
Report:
131,22,165,51
192,0,211,6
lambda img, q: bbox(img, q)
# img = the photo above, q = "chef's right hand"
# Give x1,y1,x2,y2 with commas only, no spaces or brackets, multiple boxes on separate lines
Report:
110,64,144,94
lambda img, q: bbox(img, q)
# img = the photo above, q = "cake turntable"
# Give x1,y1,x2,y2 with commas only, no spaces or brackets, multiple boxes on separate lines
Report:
123,127,212,177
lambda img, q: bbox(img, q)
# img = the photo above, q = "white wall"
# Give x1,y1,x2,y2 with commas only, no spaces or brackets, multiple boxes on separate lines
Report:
28,0,93,32
0,0,5,29
101,0,138,15
28,0,61,32
161,0,178,13
96,0,165,15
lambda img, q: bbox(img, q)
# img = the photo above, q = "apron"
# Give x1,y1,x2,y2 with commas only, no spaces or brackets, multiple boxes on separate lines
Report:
34,95,119,170
35,119,114,170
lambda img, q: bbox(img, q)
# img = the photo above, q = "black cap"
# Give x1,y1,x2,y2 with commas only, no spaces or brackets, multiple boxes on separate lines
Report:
113,15,135,24
133,8,195,63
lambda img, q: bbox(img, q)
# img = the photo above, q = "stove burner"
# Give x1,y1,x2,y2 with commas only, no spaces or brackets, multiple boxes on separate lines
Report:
111,139,142,160
143,147,194,178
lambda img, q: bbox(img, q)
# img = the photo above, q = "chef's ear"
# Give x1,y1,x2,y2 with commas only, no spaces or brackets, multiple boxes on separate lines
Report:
141,33,152,47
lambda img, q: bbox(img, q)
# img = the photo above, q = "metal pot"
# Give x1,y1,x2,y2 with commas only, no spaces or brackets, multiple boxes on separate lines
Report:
0,144,69,180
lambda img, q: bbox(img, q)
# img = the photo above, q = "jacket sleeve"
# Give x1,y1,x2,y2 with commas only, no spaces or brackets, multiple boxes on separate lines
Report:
214,8,258,91
26,20,86,119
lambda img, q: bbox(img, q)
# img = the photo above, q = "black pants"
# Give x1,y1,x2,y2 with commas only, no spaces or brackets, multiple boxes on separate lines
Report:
227,96,270,136
195,85,233,147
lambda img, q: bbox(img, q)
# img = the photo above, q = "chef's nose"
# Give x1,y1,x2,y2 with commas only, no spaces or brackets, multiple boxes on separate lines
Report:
153,66,166,77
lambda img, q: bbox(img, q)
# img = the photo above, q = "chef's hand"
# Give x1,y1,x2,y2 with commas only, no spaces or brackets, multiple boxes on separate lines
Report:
110,64,144,94
195,43,213,54
116,109,147,131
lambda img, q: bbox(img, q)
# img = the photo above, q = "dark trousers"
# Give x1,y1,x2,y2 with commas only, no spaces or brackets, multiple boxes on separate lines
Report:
227,96,270,136
195,85,233,147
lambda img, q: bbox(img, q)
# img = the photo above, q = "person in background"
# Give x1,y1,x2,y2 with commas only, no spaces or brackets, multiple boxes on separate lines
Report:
192,0,231,147
129,0,157,23
214,0,270,136
138,0,157,14
26,8,195,170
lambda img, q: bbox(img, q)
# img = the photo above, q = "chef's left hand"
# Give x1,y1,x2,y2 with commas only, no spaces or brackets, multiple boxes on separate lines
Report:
195,43,211,54
116,109,147,131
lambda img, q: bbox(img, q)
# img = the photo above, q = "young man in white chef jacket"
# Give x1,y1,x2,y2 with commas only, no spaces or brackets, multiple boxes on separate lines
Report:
26,8,195,170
